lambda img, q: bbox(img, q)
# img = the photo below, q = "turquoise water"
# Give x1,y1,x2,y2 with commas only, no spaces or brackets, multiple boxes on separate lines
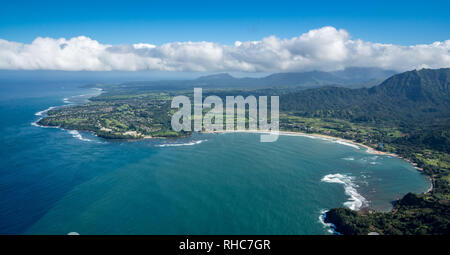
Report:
0,82,430,235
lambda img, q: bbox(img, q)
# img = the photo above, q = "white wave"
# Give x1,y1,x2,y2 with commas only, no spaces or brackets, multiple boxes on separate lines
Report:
68,130,92,142
64,94,88,104
342,157,355,161
318,209,334,234
361,156,380,165
318,209,341,235
63,88,102,104
365,147,378,154
321,173,368,211
330,140,360,149
31,120,40,127
67,232,80,235
30,119,60,128
157,139,207,147
35,106,56,116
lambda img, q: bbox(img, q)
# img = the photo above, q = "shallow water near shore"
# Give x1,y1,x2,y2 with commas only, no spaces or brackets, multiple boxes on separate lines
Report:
0,83,430,234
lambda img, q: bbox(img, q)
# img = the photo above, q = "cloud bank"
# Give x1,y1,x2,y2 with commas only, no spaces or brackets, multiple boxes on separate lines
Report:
0,26,449,72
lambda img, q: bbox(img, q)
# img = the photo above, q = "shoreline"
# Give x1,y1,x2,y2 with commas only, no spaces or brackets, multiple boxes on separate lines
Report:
34,93,433,195
202,129,433,194
202,129,397,156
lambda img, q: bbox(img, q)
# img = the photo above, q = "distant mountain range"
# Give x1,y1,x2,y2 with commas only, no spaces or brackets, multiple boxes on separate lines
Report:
119,67,397,90
111,67,448,126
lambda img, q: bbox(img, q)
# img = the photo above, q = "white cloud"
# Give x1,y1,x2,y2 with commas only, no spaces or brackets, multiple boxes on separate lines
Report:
0,26,449,72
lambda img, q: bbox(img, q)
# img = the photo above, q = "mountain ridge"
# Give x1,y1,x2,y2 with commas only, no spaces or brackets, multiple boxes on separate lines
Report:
280,68,450,125
120,67,397,90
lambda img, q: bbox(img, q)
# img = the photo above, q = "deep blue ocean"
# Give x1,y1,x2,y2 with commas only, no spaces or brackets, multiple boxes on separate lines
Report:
0,80,430,234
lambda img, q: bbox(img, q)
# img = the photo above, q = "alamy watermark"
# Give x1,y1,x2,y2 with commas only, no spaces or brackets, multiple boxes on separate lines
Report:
171,88,279,142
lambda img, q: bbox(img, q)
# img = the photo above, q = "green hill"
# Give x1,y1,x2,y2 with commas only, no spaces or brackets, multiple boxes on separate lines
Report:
308,68,450,235
116,67,396,90
281,68,450,126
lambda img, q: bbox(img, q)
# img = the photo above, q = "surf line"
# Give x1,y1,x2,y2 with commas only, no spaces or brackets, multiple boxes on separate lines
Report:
321,173,368,211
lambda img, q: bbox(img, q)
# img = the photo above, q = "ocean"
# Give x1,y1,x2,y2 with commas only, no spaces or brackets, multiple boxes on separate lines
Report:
0,81,430,234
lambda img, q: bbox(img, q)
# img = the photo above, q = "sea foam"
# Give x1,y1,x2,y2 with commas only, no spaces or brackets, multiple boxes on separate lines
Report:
321,173,368,211
329,140,360,149
318,209,342,235
157,140,207,147
68,130,92,142
35,106,56,116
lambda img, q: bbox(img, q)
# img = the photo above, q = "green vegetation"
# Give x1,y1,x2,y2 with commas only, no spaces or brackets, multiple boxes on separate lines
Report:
38,91,191,139
325,192,449,235
283,113,450,234
290,68,450,235
40,68,450,234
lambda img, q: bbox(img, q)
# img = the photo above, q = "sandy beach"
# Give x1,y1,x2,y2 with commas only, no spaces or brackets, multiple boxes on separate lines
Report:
202,129,396,156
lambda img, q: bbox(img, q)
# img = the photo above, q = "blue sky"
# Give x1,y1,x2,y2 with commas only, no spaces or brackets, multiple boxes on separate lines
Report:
0,0,449,73
1,0,449,45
